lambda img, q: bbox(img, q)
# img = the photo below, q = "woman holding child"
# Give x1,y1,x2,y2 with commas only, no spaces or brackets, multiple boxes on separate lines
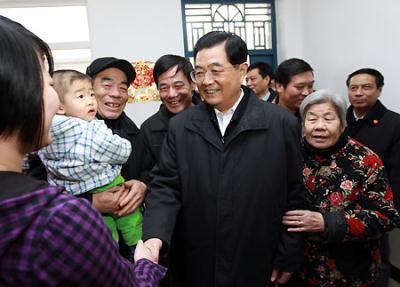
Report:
0,15,165,286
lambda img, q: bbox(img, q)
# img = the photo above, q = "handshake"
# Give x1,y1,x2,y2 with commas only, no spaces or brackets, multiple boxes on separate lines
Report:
134,238,163,263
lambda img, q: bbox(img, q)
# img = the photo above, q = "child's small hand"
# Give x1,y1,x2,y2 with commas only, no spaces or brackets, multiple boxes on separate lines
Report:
133,240,153,263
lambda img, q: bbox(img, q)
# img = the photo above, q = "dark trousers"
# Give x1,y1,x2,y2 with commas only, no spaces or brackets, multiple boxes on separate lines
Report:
158,253,177,287
373,234,390,287
280,276,310,287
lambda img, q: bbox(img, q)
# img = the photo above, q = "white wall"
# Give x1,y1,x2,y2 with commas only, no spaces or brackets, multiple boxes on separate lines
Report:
86,0,183,126
87,0,400,126
124,101,161,127
277,0,400,113
276,0,304,60
86,0,184,62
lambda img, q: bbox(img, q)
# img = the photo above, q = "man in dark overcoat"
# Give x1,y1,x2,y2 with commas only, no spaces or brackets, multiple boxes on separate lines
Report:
245,61,276,102
140,54,202,287
140,54,201,184
346,68,400,287
142,31,306,287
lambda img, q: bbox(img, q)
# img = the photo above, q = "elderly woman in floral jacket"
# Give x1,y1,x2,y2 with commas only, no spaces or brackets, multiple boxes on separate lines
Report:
283,89,400,287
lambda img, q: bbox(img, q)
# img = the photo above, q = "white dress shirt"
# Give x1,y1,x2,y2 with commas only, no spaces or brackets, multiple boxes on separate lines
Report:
214,90,244,136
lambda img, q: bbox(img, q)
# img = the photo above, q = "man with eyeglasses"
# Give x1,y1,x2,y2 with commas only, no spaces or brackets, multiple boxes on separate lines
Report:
142,31,305,287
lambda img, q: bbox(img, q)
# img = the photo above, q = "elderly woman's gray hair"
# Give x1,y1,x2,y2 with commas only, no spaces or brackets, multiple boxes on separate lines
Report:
299,89,348,128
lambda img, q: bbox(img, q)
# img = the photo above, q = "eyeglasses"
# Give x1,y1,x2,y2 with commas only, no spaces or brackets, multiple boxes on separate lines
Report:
190,64,239,83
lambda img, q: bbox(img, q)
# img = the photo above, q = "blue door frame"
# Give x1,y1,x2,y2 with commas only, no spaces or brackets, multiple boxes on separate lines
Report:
181,0,277,68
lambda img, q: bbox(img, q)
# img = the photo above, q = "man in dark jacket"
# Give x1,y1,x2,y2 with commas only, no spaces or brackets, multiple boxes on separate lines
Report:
143,31,305,287
274,58,314,119
140,54,201,184
246,61,276,102
85,57,147,231
140,54,201,287
345,68,400,287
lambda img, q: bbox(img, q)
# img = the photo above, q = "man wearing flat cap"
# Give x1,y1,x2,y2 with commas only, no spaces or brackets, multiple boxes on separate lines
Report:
86,58,147,253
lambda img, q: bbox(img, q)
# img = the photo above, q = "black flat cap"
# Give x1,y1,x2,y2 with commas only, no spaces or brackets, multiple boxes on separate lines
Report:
86,57,136,83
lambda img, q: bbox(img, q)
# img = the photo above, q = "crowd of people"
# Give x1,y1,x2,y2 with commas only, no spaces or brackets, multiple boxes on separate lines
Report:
1,15,400,287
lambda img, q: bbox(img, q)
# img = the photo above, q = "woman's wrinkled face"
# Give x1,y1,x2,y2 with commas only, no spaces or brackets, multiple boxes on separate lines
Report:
41,61,60,148
304,102,344,150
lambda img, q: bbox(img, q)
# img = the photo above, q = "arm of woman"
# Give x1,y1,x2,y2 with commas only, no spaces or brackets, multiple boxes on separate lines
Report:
35,196,141,286
284,158,400,242
387,128,400,209
282,210,325,233
323,162,399,243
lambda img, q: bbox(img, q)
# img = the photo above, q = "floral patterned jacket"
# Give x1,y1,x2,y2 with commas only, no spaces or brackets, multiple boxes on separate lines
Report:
300,135,400,287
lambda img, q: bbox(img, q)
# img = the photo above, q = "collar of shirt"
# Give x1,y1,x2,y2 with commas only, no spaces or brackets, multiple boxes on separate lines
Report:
348,100,387,127
214,89,244,136
261,90,271,101
353,109,365,121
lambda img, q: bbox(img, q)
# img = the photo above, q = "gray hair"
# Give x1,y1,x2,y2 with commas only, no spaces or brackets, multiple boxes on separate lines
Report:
299,89,348,128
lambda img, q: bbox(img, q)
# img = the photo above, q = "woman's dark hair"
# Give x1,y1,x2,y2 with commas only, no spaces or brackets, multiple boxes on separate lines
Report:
153,54,193,87
193,31,248,65
0,16,53,151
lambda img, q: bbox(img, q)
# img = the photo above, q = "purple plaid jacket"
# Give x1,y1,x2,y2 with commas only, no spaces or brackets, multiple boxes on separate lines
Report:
0,171,166,286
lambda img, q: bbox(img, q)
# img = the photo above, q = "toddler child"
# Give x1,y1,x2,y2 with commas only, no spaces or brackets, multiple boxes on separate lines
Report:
39,69,142,260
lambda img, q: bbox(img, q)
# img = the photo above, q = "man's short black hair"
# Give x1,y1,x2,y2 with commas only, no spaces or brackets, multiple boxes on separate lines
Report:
247,61,274,79
274,58,313,88
193,31,247,65
153,54,193,87
346,68,384,89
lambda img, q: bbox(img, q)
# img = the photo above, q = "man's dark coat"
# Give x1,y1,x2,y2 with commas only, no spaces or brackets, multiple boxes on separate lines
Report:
140,92,202,183
143,86,305,287
346,100,400,208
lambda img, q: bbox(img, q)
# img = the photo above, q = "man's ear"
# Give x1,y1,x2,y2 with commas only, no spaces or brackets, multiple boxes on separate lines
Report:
377,87,383,97
239,62,249,81
191,81,197,91
57,104,66,115
264,75,271,85
275,82,284,94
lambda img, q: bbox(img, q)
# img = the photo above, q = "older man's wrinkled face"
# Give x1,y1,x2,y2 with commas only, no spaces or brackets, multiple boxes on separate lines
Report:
304,102,344,150
194,42,247,113
92,67,129,119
